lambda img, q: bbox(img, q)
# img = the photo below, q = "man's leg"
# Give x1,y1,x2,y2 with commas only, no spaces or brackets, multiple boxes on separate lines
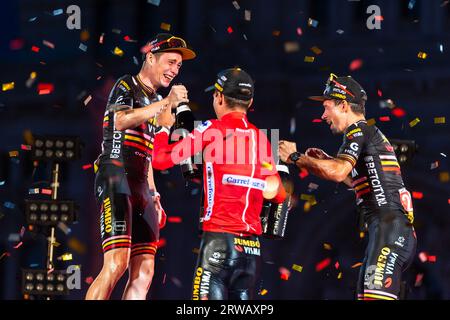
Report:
122,243,157,300
86,248,130,300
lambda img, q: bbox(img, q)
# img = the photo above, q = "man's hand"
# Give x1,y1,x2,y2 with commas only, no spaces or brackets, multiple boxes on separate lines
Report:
153,192,167,229
278,140,298,164
305,148,334,160
167,85,189,109
156,104,175,128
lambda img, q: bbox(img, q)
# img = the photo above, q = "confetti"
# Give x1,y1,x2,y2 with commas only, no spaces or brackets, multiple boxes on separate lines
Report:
336,29,344,35
147,0,161,6
57,253,73,261
434,117,445,124
232,1,240,10
160,22,171,31
414,273,424,287
156,237,167,248
418,252,428,262
113,47,124,57
37,83,54,95
57,222,71,235
21,144,32,152
375,15,384,21
441,153,447,158
168,216,182,223
85,276,94,284
439,44,444,53
28,17,37,22
80,30,90,42
409,117,420,127
310,46,322,55
29,188,39,194
417,51,427,59
227,26,233,34
323,243,332,250
351,262,363,268
9,151,19,157
304,56,315,63
349,59,363,71
83,95,92,106
284,42,300,53
335,262,340,269
337,272,343,279
408,0,416,10
379,116,390,122
41,189,52,195
112,29,121,34
412,191,423,199
439,172,449,183
79,43,88,52
272,30,280,36
42,40,55,49
312,119,322,123
31,46,40,53
299,169,309,179
315,258,331,272
260,289,268,296
377,89,383,97
428,256,437,262
296,27,303,36
68,237,87,254
292,264,303,272
262,162,273,171
243,34,248,40
279,267,291,281
99,33,105,44
13,242,23,249
82,164,92,170
0,181,5,186
0,252,11,261
431,161,439,170
240,8,250,21
4,202,15,209
52,8,63,16
391,107,406,117
366,118,376,126
133,56,139,65
2,82,15,91
290,117,296,134
308,183,319,191
308,18,319,28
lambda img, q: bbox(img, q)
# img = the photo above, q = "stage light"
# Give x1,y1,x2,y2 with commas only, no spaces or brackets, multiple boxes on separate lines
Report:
32,135,81,161
22,269,69,296
25,200,75,226
390,139,418,165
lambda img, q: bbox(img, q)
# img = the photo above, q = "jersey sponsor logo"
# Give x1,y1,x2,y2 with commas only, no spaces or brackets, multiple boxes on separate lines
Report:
344,149,358,158
113,221,126,232
364,156,387,206
101,197,113,238
222,174,266,191
373,247,390,288
208,251,221,264
350,142,359,151
234,238,261,248
195,120,212,133
399,188,414,223
204,163,215,221
346,128,362,137
234,238,261,256
110,130,123,159
192,267,211,300
395,236,405,248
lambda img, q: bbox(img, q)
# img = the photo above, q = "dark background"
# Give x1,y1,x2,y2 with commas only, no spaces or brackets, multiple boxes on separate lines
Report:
0,0,449,300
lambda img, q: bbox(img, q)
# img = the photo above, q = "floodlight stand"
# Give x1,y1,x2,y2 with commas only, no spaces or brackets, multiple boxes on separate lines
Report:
47,163,60,272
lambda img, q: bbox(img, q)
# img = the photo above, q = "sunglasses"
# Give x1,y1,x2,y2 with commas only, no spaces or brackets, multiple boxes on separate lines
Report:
325,73,355,98
151,36,187,51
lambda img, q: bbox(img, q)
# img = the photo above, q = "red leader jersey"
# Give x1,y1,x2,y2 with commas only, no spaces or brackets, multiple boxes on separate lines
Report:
152,111,286,236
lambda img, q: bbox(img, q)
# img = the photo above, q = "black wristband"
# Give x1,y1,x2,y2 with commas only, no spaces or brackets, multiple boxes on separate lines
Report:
288,152,302,163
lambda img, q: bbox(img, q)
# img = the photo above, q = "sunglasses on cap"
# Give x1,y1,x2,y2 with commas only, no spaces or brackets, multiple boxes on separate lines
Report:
325,73,355,98
150,36,187,52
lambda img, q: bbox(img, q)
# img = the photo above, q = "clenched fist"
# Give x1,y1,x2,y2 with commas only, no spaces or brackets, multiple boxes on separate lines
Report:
278,140,298,164
167,85,189,109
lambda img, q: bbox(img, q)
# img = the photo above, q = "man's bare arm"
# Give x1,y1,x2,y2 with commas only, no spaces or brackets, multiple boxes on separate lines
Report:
295,155,353,183
115,98,170,131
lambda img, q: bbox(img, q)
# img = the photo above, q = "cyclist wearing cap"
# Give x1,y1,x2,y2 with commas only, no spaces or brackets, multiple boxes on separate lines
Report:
279,74,416,300
152,68,286,300
86,33,196,300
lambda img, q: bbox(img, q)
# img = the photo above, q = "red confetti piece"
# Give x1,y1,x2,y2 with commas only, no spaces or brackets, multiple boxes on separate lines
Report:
227,26,233,34
299,169,309,179
111,160,124,167
123,35,131,41
37,83,54,95
315,258,331,272
379,116,390,122
419,252,428,262
377,89,383,97
156,237,166,248
414,273,424,287
448,199,450,205
375,15,384,21
82,164,93,170
21,144,32,151
412,191,423,199
391,107,406,118
41,189,52,195
335,261,340,269
279,267,291,281
47,268,54,275
428,256,437,262
0,252,11,261
13,241,23,249
10,38,25,50
349,59,363,71
312,119,322,123
85,276,94,285
31,46,40,53
296,27,303,36
168,216,182,223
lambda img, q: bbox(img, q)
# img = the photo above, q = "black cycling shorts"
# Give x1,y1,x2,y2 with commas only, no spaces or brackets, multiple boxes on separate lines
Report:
94,165,159,257
192,231,261,300
357,210,417,300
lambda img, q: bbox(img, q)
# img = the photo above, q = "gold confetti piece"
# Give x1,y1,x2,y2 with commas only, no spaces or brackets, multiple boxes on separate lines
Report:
417,51,427,59
310,46,322,55
192,247,200,254
113,47,124,57
80,30,90,42
434,117,446,124
323,243,332,250
338,272,343,279
409,118,420,127
9,151,19,157
83,95,92,106
160,22,171,31
272,30,280,36
30,72,37,79
284,41,300,53
439,171,449,183
303,201,311,213
359,232,365,239
366,118,376,126
58,253,73,261
260,289,268,295
351,262,363,268
2,82,14,91
304,56,315,63
292,264,303,272
68,237,86,254
262,162,273,171
300,194,314,201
